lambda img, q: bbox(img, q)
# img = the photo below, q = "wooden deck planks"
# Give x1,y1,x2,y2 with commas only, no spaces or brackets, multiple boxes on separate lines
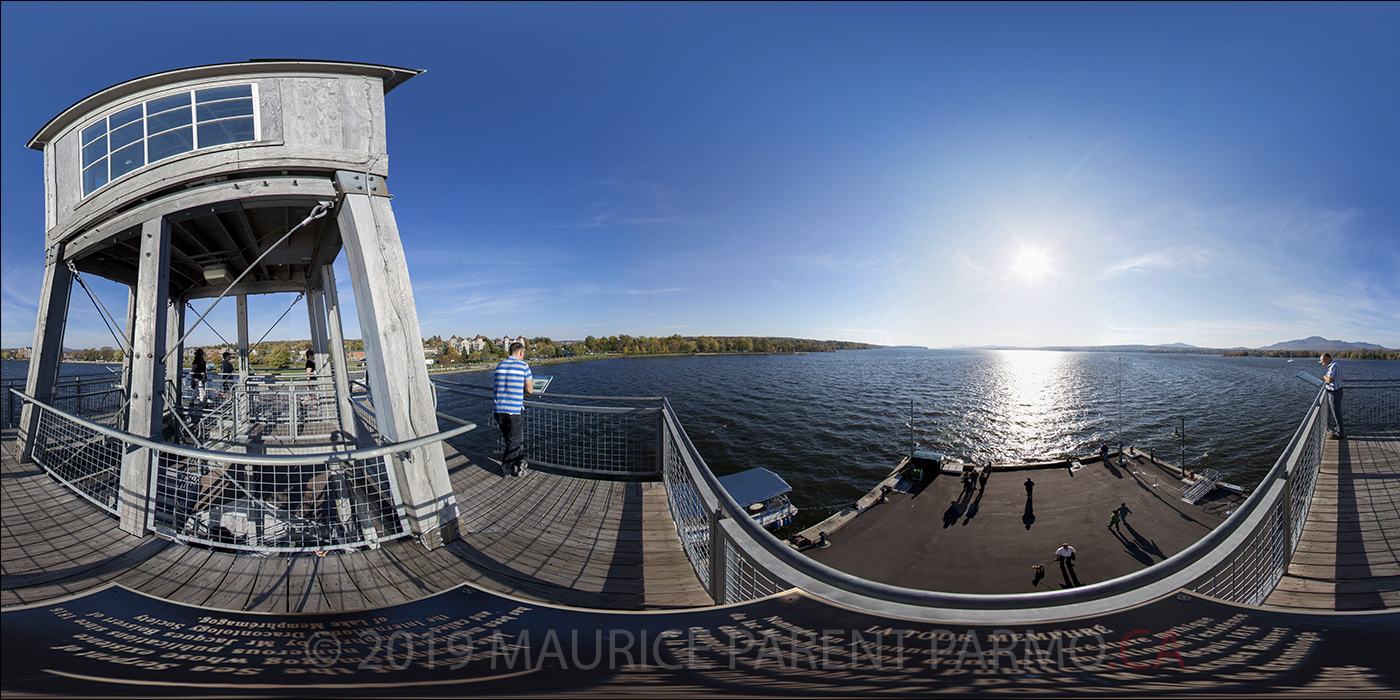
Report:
1265,430,1400,612
3,434,710,614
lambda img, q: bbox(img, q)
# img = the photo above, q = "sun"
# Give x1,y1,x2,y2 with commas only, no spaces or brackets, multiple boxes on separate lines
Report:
1011,246,1053,283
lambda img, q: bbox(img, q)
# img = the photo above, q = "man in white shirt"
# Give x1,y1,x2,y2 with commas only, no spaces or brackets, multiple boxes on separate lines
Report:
1320,353,1345,439
1056,543,1079,585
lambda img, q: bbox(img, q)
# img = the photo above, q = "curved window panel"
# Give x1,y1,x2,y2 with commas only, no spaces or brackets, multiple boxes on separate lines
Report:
147,126,194,162
110,104,143,129
81,119,108,148
109,120,144,150
146,92,190,114
82,136,107,168
196,85,252,103
198,117,255,148
109,141,146,179
83,161,109,193
79,84,258,197
147,107,192,135
196,99,255,121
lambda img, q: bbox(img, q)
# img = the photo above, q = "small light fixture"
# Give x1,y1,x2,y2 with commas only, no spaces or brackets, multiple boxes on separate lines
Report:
203,264,233,285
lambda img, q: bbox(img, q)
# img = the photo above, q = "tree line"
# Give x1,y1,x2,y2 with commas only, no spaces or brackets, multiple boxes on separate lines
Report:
420,334,878,364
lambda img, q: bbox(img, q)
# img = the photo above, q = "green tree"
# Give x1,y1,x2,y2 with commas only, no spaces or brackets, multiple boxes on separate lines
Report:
265,346,291,368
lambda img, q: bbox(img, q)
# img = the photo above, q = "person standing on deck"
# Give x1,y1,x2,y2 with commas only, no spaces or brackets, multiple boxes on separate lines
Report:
1321,352,1345,439
1024,477,1035,498
190,348,208,405
494,342,534,477
220,351,236,398
1100,444,1109,464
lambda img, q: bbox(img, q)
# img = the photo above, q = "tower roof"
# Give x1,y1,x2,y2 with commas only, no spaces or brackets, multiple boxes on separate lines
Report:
28,59,423,149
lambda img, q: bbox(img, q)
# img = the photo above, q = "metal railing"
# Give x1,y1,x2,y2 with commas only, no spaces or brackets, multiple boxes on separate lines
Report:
433,378,662,476
2,372,124,430
653,378,1399,617
10,388,475,553
1188,378,1398,604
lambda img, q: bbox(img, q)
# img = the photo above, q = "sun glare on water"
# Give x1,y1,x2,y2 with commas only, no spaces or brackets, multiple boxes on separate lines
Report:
1011,246,1053,283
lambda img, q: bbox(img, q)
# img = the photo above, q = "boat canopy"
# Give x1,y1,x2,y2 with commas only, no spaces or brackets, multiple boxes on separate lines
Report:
718,467,792,507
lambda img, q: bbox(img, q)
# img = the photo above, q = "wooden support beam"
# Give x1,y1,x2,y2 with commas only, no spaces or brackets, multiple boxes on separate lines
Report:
120,216,171,537
17,245,73,463
336,180,457,549
321,263,358,440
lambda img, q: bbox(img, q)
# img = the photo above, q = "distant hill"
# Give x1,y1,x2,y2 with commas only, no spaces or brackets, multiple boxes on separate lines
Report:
1259,336,1387,352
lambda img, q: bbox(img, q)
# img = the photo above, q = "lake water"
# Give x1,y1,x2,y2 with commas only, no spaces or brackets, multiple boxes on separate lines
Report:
434,349,1398,531
8,351,1395,532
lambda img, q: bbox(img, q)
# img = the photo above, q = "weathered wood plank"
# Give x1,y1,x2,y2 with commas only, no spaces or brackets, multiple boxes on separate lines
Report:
196,553,263,611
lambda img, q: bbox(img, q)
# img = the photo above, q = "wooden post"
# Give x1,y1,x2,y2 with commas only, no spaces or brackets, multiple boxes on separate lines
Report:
118,286,137,431
237,294,250,380
307,287,330,370
166,296,185,408
119,216,171,536
335,178,457,549
18,244,73,463
321,263,358,440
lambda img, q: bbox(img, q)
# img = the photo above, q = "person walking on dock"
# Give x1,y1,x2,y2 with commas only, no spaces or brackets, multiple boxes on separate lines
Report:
1024,477,1035,498
1320,353,1345,439
978,468,990,492
495,342,534,477
1056,543,1080,586
1108,509,1122,533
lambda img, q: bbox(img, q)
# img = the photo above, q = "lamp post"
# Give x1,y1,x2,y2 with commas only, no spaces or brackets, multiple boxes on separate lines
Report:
1171,416,1186,478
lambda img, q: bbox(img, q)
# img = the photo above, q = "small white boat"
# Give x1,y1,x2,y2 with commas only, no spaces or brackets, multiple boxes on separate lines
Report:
719,467,798,529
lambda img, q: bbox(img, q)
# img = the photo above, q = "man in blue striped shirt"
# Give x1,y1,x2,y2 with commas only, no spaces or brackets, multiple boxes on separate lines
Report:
494,342,534,476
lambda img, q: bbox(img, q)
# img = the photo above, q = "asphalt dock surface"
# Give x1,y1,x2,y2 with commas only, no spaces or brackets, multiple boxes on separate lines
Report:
804,453,1241,594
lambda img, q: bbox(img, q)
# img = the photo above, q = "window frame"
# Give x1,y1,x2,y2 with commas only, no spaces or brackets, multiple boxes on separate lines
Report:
79,83,261,198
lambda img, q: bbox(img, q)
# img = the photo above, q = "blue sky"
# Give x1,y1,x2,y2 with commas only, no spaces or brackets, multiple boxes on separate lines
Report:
3,2,1398,350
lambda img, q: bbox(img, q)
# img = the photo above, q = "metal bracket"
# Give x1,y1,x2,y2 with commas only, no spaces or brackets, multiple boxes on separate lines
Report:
333,171,390,198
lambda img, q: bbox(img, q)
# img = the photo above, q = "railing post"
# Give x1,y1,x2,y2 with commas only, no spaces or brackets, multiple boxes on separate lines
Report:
708,506,727,604
655,402,666,474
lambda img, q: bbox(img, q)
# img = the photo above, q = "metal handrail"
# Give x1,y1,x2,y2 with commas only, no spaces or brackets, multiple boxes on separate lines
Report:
657,382,1362,621
9,388,476,465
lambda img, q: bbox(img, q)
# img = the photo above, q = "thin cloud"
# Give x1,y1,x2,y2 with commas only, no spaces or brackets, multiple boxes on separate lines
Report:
1099,247,1215,279
789,253,905,274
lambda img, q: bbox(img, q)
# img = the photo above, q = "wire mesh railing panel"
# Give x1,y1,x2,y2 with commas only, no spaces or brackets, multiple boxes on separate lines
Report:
1,379,20,429
149,450,407,552
520,405,659,474
1288,405,1326,549
178,378,342,446
3,375,122,430
662,418,713,589
433,382,661,475
1187,388,1332,606
1191,500,1288,606
28,403,123,515
52,388,126,427
722,539,788,604
1344,382,1400,432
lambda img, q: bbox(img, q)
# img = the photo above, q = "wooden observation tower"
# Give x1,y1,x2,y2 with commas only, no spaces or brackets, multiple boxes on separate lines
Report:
19,60,458,548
